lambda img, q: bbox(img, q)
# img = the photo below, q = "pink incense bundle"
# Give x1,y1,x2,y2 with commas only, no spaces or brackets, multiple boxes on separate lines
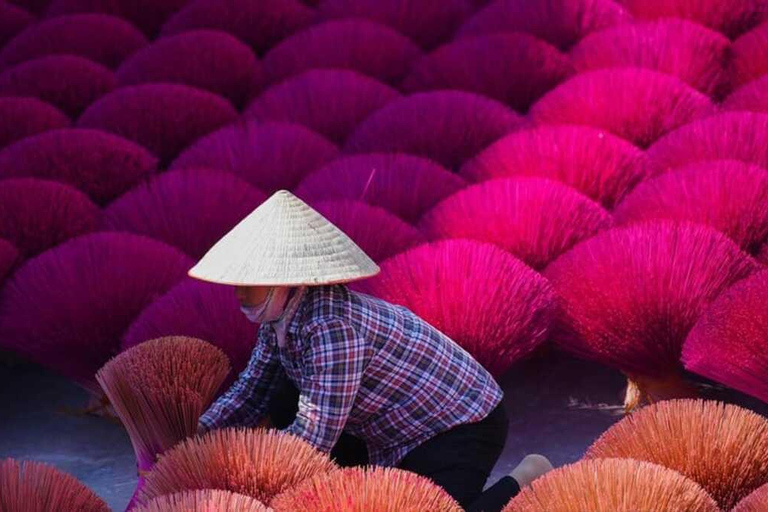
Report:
135,489,270,512
45,0,188,37
457,0,630,50
502,458,719,512
271,467,462,512
247,69,400,144
116,30,261,109
318,0,472,50
0,232,192,391
0,14,147,70
0,458,109,512
419,178,612,270
529,68,715,148
402,34,573,112
0,55,115,117
102,168,266,259
171,120,338,194
262,20,422,87
0,128,158,205
647,112,768,173
571,19,730,97
96,335,231,509
543,221,758,409
137,428,337,506
358,239,556,377
122,277,261,387
345,91,523,170
0,2,33,48
312,200,425,262
0,239,18,284
77,83,238,165
584,399,768,510
733,483,768,512
731,23,768,90
0,178,100,258
723,74,768,114
160,0,314,55
295,153,466,224
683,270,768,405
617,0,767,38
460,125,649,209
614,160,768,256
0,97,69,150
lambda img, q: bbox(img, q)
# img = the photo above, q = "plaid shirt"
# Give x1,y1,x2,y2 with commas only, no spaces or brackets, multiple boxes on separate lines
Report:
198,284,503,467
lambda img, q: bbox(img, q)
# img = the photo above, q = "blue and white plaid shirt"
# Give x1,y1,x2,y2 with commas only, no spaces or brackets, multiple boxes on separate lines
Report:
198,284,503,467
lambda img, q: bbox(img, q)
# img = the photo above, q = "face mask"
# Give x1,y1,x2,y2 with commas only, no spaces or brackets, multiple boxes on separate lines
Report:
239,287,275,324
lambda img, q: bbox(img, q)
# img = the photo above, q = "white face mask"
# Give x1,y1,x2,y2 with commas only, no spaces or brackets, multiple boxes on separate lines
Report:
239,287,275,324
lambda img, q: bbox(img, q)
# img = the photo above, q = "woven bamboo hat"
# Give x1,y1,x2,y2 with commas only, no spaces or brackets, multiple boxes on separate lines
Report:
188,190,380,286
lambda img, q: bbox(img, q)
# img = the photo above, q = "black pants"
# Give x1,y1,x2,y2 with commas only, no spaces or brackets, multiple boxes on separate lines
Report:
268,380,520,511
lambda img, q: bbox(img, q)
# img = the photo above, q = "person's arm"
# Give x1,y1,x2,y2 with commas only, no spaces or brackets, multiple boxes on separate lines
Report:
284,318,367,453
198,328,283,434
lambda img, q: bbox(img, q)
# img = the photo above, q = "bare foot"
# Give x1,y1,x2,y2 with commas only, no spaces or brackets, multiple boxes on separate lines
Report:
509,454,554,488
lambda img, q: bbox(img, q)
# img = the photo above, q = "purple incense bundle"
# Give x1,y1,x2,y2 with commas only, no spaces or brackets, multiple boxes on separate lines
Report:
731,23,768,90
160,0,314,55
262,20,422,87
544,221,758,409
733,483,768,512
0,178,100,259
0,2,33,48
0,128,158,205
0,55,116,117
0,97,69,149
345,91,524,170
312,200,426,262
247,69,400,144
117,30,261,109
647,112,768,172
571,19,730,97
614,160,768,256
102,168,266,259
403,34,573,112
318,0,473,50
78,83,238,165
46,0,188,37
419,177,612,270
458,0,630,50
0,14,147,70
295,153,466,224
122,277,258,388
358,239,556,377
461,125,649,209
683,270,768,405
0,239,18,285
0,232,192,391
529,68,715,148
171,120,338,194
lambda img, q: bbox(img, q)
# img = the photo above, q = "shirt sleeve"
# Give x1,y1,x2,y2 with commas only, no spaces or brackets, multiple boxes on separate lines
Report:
284,318,367,454
198,327,283,433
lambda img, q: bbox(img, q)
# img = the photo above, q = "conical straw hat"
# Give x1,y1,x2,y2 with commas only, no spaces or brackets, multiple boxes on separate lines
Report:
188,190,380,286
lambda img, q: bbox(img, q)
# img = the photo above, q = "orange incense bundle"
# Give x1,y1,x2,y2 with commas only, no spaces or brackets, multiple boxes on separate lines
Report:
502,458,719,512
134,489,271,512
585,399,768,510
271,466,462,512
0,458,109,512
95,335,230,508
733,482,768,512
138,427,336,506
